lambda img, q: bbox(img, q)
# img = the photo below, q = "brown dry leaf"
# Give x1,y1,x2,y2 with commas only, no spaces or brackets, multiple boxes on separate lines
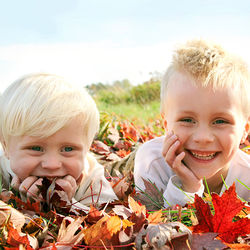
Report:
0,200,25,231
57,216,85,245
191,232,227,250
134,178,164,210
112,176,130,200
147,210,164,224
86,205,103,224
128,196,146,216
136,222,192,249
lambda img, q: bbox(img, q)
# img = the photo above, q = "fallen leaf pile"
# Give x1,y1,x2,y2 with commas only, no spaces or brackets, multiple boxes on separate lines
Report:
0,176,249,249
91,118,164,161
0,119,249,249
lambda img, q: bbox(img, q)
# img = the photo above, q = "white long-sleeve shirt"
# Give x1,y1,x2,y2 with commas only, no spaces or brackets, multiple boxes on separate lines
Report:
134,136,250,207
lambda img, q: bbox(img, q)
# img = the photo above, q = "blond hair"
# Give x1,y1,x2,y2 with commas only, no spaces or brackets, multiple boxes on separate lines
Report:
0,73,99,150
161,39,250,117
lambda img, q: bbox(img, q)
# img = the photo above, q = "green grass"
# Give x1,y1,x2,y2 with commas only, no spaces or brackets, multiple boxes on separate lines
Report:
96,100,161,125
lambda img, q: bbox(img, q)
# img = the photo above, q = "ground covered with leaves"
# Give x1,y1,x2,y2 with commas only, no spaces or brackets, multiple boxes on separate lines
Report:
0,118,249,249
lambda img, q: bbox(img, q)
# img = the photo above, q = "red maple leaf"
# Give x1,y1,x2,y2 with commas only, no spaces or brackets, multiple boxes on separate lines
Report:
193,183,250,243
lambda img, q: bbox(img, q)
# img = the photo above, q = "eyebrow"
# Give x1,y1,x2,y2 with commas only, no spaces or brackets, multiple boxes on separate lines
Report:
177,110,197,116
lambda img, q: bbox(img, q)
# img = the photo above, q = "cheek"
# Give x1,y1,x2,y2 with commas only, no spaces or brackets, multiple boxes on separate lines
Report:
68,158,84,179
10,159,33,180
171,126,189,145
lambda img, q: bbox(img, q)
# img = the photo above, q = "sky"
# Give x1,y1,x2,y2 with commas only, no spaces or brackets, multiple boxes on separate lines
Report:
0,0,250,91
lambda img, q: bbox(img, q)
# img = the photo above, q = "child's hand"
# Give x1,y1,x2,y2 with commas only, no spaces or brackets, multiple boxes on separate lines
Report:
11,176,43,201
54,175,78,200
162,131,203,193
11,175,79,201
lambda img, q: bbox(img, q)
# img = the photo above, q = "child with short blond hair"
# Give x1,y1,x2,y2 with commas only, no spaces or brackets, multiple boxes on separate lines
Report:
0,73,117,208
134,39,250,207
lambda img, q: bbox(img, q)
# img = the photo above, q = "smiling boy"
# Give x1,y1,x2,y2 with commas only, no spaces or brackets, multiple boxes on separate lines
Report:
134,39,250,207
0,73,117,208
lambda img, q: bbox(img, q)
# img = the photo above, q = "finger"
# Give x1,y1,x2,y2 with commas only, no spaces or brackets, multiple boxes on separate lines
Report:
26,178,43,200
172,152,200,182
162,132,178,157
19,176,39,196
172,151,186,172
10,176,21,191
56,176,77,200
164,140,181,166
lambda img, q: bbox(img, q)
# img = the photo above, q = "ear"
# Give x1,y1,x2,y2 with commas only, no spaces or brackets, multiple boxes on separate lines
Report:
240,120,249,144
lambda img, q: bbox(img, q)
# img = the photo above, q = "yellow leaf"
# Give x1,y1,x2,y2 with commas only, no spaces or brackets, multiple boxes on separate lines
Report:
147,210,164,224
122,219,134,230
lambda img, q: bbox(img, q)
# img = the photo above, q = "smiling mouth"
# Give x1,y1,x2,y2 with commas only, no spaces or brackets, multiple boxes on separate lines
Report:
188,150,218,160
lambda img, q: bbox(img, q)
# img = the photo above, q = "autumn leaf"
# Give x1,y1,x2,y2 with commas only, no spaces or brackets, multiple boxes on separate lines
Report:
0,200,25,231
57,216,85,246
147,210,164,224
225,242,250,249
91,140,110,155
193,183,250,243
190,232,227,250
135,222,191,249
128,196,146,216
83,215,123,246
23,217,45,236
111,176,130,200
134,178,164,210
6,227,34,250
119,122,138,143
86,205,103,224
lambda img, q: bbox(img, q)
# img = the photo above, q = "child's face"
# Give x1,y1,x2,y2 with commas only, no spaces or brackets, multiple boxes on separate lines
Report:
5,118,86,183
163,71,249,180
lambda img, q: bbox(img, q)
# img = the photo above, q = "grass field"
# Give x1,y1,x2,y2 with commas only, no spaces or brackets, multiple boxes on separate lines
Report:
96,100,161,125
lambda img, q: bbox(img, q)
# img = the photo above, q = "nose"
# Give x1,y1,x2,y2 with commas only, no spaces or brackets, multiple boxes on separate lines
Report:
193,125,214,144
41,153,62,169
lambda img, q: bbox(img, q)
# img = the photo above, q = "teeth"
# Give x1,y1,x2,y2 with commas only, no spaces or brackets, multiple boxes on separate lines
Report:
191,151,216,160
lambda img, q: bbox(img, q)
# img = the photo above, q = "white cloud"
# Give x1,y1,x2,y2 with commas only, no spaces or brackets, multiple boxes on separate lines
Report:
0,41,173,92
0,38,249,93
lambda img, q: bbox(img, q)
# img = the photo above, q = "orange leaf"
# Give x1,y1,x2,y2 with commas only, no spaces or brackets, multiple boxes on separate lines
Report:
147,210,164,224
83,215,122,246
7,227,33,249
128,196,146,216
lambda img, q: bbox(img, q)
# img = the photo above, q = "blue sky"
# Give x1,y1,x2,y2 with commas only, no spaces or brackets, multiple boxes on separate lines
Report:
0,0,250,90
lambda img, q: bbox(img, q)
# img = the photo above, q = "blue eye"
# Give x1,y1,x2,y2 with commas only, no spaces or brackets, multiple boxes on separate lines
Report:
63,146,73,152
213,119,227,124
31,146,43,151
180,118,194,123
